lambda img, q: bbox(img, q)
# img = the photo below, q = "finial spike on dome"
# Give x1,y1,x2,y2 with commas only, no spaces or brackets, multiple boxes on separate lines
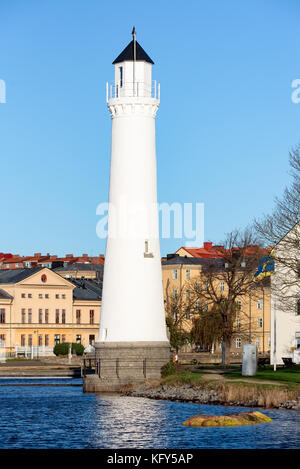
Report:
132,26,136,40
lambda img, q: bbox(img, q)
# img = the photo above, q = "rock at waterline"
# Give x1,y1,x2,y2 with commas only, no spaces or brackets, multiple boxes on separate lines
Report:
182,411,272,427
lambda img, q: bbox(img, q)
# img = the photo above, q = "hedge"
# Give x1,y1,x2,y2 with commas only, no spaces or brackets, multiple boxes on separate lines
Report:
53,342,84,356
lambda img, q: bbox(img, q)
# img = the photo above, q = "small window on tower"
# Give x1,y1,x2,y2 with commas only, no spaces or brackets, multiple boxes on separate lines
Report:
119,67,123,88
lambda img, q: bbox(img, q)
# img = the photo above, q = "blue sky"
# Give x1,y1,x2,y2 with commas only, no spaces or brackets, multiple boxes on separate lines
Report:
0,0,299,257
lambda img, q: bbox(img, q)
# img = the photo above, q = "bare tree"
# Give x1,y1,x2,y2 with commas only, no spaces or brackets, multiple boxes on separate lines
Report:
254,144,300,312
255,144,300,245
188,229,266,365
164,278,193,353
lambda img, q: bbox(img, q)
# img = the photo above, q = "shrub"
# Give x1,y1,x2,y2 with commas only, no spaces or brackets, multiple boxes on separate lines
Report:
161,360,177,377
53,343,69,356
71,343,84,356
53,342,84,357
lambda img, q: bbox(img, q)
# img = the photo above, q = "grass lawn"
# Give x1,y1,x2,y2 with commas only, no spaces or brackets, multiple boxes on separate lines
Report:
224,365,300,384
161,370,204,386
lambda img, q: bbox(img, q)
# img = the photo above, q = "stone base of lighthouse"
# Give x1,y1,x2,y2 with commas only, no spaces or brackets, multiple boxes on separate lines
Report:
83,341,171,393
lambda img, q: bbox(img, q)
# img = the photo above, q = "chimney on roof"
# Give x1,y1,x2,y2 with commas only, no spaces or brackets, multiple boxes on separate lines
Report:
66,254,73,258
34,253,42,257
82,254,88,258
203,242,213,251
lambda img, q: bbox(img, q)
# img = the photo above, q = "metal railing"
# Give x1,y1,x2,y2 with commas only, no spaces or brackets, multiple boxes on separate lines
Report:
15,346,54,358
106,80,160,101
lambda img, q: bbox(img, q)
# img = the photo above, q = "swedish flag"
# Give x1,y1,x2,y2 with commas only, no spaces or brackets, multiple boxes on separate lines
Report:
253,256,274,280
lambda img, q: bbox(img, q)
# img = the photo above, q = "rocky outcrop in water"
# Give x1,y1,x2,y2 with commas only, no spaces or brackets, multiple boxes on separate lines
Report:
123,384,300,410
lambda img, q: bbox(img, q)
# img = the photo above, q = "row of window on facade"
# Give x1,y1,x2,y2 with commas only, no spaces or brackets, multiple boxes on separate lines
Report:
19,334,83,346
18,334,95,346
0,309,95,324
20,293,67,299
234,337,271,348
0,334,97,347
170,289,264,310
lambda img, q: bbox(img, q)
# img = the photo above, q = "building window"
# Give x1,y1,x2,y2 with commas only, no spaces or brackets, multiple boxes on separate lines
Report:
56,310,60,324
268,336,271,347
119,66,123,87
90,310,94,325
76,310,81,324
45,309,49,324
220,282,225,292
54,334,60,345
195,282,201,292
236,338,241,348
0,334,5,346
28,335,32,346
89,335,95,345
39,309,43,324
38,335,43,346
38,294,43,299
45,335,49,346
62,310,66,324
172,289,177,299
76,335,81,344
236,317,241,329
186,290,191,300
61,335,66,343
297,300,300,315
28,309,32,324
186,310,191,319
28,293,32,298
257,318,263,328
21,293,25,298
172,269,178,280
255,338,260,348
257,299,263,310
295,332,300,349
186,269,190,279
45,294,49,299
0,309,5,324
56,294,59,299
236,300,242,311
62,294,66,299
21,335,25,346
21,309,26,324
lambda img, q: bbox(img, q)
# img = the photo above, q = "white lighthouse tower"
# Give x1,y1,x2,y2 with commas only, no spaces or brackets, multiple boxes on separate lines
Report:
85,29,170,392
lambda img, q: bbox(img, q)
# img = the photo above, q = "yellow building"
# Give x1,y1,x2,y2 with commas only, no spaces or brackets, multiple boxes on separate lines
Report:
0,258,270,357
0,267,101,357
161,255,271,354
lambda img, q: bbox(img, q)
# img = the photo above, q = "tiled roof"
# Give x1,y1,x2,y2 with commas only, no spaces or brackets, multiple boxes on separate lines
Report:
54,263,104,272
72,279,102,301
0,268,43,284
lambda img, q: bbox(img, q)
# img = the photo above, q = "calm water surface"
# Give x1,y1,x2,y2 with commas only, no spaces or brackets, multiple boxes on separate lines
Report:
0,378,299,449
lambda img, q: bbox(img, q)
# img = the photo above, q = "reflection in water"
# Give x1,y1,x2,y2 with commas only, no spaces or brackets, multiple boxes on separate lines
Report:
91,394,173,448
0,379,298,449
